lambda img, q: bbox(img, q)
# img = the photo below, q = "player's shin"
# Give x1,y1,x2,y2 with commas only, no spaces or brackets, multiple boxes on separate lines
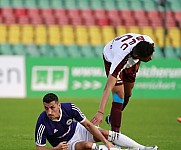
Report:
110,101,123,132
108,131,145,149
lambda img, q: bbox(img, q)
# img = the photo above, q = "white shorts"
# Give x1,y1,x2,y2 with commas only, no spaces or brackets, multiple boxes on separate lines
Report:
67,123,96,150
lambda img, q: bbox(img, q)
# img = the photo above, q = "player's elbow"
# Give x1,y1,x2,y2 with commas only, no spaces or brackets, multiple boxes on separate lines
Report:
82,119,94,131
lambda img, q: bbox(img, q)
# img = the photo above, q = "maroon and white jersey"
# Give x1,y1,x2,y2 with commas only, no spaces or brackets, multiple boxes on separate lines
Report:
103,33,154,77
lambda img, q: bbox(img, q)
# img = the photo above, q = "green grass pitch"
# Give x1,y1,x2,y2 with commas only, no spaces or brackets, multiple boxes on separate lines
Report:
0,98,180,150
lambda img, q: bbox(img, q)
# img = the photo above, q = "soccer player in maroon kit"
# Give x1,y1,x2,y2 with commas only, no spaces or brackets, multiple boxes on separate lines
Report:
91,33,155,132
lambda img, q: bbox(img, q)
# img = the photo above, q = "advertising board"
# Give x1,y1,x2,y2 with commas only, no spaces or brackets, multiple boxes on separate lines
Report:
26,57,181,99
0,56,26,98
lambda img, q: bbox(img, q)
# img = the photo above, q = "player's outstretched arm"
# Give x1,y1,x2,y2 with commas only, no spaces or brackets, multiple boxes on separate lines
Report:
91,75,117,125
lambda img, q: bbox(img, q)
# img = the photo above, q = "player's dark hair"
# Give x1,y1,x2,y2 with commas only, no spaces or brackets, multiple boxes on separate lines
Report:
43,93,58,103
134,41,154,57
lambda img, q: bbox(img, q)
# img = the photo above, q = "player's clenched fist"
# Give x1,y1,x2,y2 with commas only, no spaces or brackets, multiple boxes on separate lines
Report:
56,141,69,150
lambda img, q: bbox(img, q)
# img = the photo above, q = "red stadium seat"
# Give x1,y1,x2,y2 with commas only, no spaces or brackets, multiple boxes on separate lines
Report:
1,8,14,17
120,10,136,26
17,16,29,25
70,17,83,26
14,8,27,18
83,17,96,26
27,9,42,25
53,9,66,17
27,8,40,18
15,8,28,25
56,16,70,25
4,16,16,24
147,10,162,27
40,8,53,19
30,16,43,25
134,10,150,26
0,16,4,24
93,9,109,26
67,9,83,25
44,17,56,25
80,9,94,19
107,10,122,26
173,11,181,27
165,10,176,27
40,8,55,25
67,9,80,19
80,9,96,25
96,18,110,26
174,11,181,24
93,9,106,19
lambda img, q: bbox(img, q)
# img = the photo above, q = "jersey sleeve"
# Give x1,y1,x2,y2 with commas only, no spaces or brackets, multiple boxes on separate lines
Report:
35,114,47,146
70,103,86,123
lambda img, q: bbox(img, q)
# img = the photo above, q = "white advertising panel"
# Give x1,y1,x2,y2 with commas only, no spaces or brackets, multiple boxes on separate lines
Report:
0,56,26,98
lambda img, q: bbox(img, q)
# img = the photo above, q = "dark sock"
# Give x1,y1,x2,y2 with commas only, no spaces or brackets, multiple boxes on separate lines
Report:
110,102,123,132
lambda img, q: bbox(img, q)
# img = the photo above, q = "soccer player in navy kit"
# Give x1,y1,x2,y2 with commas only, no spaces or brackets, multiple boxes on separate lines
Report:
35,93,158,150
91,33,155,132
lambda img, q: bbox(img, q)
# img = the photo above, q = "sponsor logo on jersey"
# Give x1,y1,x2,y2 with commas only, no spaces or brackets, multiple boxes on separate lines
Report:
54,129,58,133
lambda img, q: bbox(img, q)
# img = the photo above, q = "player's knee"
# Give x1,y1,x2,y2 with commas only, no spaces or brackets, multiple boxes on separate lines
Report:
76,142,93,149
113,93,124,104
124,87,133,98
85,142,93,149
124,95,131,101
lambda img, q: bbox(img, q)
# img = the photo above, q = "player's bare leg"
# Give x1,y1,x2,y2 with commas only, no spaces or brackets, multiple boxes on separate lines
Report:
122,62,140,110
122,82,135,110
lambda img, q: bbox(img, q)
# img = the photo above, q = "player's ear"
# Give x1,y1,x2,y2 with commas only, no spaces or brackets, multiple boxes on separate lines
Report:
132,47,138,57
58,103,61,108
132,51,139,59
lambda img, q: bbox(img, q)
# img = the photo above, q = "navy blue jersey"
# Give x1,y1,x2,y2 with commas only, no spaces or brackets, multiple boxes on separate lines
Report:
35,103,86,147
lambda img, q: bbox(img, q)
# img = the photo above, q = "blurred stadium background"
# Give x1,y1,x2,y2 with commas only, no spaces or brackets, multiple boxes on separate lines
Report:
0,0,180,57
0,1,181,150
0,0,180,99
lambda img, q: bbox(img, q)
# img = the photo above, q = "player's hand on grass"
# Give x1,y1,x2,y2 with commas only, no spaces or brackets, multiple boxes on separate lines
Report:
91,111,103,126
56,141,68,150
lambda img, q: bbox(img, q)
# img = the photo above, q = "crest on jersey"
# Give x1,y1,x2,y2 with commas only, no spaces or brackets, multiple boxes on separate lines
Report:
66,119,73,125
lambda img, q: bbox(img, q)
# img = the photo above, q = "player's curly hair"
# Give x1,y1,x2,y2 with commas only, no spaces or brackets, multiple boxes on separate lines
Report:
134,41,154,58
43,93,59,103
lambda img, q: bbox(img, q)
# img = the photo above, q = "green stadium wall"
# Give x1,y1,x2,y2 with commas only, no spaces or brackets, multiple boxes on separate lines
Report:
26,57,181,99
0,56,180,99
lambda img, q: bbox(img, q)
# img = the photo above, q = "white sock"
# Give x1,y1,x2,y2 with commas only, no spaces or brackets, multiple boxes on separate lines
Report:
98,145,108,150
92,143,98,150
98,145,119,150
108,131,145,149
